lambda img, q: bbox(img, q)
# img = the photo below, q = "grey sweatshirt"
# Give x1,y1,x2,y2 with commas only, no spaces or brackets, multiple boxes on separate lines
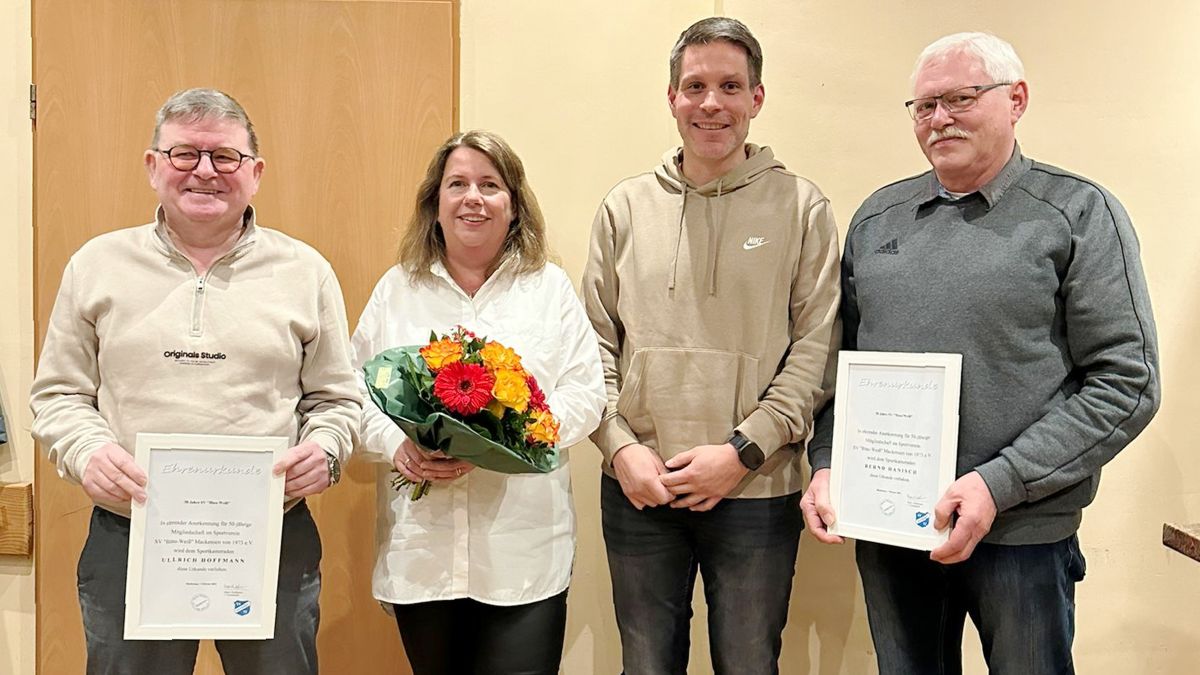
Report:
809,147,1160,544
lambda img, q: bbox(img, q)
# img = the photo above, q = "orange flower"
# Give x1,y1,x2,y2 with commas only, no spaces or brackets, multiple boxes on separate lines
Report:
525,409,560,446
479,341,522,373
492,368,531,413
420,338,462,371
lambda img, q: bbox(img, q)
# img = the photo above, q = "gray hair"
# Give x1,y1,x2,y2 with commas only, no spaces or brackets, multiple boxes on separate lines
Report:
669,17,763,89
912,32,1025,88
151,88,259,155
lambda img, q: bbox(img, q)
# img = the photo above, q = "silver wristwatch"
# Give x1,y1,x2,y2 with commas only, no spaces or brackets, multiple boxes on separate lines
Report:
325,452,342,486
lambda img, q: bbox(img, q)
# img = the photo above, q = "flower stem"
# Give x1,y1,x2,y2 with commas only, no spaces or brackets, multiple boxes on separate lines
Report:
411,479,431,501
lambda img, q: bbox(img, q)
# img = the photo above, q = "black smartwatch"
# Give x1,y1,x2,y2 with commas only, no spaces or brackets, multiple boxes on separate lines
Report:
727,431,765,471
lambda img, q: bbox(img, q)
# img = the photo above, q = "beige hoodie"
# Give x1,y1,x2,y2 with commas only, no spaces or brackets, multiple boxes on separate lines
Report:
582,145,840,498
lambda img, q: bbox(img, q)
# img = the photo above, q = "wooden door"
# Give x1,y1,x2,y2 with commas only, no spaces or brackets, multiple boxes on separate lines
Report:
32,1,456,672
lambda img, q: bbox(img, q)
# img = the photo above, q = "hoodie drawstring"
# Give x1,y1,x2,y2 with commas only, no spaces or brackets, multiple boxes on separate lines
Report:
669,179,729,296
707,180,724,295
668,184,687,292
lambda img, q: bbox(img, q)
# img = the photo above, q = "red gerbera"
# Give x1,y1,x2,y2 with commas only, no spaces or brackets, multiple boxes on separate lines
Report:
433,362,495,416
526,374,548,413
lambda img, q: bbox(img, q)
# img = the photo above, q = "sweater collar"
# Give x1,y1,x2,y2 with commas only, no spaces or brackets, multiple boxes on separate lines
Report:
918,143,1031,209
153,205,258,260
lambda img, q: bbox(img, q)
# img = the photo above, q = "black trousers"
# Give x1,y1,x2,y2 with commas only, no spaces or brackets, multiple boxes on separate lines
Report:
393,589,568,675
79,502,322,675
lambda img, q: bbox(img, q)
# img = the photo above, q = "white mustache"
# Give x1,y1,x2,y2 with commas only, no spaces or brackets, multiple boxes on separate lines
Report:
928,127,971,144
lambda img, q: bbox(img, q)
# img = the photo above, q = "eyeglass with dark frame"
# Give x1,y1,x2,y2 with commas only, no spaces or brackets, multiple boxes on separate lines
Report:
155,145,256,173
904,82,1013,121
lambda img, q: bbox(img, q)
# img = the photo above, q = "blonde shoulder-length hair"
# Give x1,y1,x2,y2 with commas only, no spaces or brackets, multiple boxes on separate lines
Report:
397,130,549,281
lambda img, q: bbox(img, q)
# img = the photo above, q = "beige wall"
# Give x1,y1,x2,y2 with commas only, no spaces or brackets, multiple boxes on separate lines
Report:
461,0,1200,673
3,1,1197,672
0,0,34,673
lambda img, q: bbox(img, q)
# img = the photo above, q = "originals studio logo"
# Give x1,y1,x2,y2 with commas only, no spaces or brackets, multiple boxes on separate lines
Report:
163,349,227,367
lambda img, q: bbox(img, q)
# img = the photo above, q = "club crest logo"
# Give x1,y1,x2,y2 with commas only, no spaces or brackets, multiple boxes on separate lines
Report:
233,599,252,616
914,511,930,528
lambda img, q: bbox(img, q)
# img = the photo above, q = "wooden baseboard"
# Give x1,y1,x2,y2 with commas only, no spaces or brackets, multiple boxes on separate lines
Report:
0,482,34,556
1163,522,1200,563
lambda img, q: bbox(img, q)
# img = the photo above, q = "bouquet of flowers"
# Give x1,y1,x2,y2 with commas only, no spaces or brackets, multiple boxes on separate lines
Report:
363,326,561,500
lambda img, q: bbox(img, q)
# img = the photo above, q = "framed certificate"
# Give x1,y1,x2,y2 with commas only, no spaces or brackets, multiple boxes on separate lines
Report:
828,351,962,550
125,433,287,640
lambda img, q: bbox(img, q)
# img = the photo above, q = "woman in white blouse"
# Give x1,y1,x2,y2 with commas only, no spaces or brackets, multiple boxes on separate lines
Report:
352,130,605,675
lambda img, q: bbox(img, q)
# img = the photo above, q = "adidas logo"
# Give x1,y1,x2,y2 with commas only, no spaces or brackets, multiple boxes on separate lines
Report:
875,238,899,255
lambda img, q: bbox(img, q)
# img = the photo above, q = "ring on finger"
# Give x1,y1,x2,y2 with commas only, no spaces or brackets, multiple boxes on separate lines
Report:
456,467,462,477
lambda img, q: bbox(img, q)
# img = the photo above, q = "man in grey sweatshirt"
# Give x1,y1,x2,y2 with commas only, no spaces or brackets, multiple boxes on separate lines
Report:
802,32,1159,675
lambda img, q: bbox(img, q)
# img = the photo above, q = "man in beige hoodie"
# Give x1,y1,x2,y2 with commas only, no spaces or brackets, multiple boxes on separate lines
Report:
582,17,840,675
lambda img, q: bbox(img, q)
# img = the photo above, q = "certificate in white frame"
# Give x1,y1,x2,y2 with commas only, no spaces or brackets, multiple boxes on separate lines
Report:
828,351,962,550
125,433,287,640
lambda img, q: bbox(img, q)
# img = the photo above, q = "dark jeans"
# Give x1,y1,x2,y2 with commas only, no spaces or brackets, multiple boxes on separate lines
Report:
856,535,1087,675
600,474,803,675
392,589,568,675
77,501,323,675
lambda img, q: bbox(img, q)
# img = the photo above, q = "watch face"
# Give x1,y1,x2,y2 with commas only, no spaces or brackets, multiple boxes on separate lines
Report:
740,442,764,470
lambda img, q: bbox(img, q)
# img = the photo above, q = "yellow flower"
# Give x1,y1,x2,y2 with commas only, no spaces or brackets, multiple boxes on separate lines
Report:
525,410,560,446
492,368,531,413
420,338,463,371
485,399,507,419
479,341,523,373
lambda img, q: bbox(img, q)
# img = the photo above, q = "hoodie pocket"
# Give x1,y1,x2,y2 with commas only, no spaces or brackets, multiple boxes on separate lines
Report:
616,347,759,457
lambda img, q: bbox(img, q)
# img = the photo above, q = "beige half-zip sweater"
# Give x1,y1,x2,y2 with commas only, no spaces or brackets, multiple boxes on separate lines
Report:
582,145,841,499
31,207,361,516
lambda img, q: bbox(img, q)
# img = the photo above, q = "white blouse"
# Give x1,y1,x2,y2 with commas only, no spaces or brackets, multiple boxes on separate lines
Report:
351,259,605,606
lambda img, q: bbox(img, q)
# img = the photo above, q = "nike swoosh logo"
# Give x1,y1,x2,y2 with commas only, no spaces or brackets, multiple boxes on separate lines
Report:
743,237,768,250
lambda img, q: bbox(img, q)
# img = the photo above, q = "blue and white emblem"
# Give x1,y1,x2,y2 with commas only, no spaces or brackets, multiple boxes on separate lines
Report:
914,511,930,528
234,599,252,616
